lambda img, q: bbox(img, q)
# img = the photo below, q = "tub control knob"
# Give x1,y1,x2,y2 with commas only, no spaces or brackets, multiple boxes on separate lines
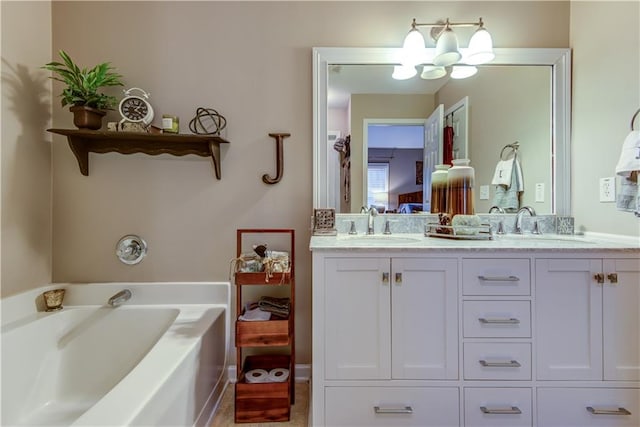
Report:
116,235,147,265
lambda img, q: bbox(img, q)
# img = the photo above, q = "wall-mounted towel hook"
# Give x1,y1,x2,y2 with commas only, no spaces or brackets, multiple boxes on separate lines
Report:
500,141,519,160
631,108,640,130
262,132,291,184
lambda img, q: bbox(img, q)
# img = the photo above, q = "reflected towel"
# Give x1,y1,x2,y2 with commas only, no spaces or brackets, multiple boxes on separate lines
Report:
493,159,524,211
491,159,515,187
615,130,640,214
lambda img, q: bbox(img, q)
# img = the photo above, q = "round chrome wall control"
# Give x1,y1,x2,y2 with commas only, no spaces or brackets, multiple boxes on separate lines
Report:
116,235,147,265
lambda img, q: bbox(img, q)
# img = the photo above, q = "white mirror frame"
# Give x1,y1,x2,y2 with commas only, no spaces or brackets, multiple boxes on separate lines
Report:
312,47,572,216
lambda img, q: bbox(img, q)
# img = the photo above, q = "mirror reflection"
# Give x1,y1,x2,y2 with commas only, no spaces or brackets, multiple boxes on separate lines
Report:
328,64,551,214
313,47,571,216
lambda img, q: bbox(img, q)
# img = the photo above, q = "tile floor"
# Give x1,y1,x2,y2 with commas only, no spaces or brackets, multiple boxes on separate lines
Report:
210,382,309,427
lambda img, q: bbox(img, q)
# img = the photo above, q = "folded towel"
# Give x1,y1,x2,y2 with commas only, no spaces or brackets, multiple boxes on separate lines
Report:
258,296,291,317
491,159,515,187
239,303,271,321
615,130,640,214
616,130,640,176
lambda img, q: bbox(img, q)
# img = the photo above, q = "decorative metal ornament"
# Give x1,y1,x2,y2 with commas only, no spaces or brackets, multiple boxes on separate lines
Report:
189,107,227,135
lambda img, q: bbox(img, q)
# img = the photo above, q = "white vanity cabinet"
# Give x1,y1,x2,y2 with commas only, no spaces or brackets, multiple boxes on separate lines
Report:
536,258,640,381
311,242,639,427
535,257,640,426
315,254,458,426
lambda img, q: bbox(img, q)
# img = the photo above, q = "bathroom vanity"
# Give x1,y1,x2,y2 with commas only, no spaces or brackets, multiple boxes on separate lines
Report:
310,232,640,426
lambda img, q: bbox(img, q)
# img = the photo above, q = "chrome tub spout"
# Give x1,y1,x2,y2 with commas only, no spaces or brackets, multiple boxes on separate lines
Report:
108,289,132,307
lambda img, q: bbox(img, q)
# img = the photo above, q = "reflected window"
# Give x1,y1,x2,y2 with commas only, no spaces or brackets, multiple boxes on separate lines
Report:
368,163,389,212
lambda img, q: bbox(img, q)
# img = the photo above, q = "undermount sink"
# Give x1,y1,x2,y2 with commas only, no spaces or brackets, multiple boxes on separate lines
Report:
495,234,595,244
337,234,423,244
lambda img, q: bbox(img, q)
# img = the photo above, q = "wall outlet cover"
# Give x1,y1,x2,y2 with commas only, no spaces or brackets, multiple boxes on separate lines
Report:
535,183,545,202
599,177,616,202
479,185,490,200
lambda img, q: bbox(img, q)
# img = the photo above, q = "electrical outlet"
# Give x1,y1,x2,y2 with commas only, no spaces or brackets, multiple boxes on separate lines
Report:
479,185,490,200
599,177,616,202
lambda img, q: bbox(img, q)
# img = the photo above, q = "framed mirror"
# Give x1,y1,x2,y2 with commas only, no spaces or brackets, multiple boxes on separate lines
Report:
313,47,571,215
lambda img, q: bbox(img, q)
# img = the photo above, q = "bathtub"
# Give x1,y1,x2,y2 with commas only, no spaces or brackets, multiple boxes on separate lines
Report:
1,282,230,427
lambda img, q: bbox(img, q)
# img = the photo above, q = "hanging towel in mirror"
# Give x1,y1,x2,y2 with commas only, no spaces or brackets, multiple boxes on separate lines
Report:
615,130,640,214
491,159,515,187
493,159,524,212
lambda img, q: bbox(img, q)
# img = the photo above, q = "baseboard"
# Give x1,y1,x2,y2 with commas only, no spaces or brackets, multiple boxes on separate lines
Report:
227,363,311,382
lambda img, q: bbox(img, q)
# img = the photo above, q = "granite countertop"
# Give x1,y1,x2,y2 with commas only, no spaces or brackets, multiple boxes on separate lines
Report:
309,232,640,252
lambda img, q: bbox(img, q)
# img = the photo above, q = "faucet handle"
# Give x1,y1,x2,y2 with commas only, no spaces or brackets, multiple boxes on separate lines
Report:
383,220,392,235
349,221,358,235
532,220,542,235
496,220,506,235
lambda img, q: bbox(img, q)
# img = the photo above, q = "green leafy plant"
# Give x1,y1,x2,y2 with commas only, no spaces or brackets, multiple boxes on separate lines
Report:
42,50,124,110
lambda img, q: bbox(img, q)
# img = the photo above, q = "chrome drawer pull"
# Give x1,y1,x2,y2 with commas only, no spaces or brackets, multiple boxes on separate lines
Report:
478,275,520,282
480,406,522,415
382,272,389,283
586,406,632,416
479,317,520,324
479,359,521,368
374,406,413,414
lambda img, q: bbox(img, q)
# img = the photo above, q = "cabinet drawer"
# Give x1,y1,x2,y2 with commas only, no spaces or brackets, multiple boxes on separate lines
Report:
464,387,532,426
464,342,531,380
325,386,459,426
463,258,530,296
463,301,531,338
537,388,640,426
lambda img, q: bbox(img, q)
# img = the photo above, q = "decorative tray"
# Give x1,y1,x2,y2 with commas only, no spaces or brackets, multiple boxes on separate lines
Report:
425,223,493,240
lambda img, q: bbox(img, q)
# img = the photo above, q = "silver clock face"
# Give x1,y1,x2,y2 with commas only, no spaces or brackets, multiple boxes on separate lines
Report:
121,97,149,121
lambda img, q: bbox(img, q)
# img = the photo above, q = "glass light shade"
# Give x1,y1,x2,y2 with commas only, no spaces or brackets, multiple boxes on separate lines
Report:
466,27,495,65
392,65,417,80
401,28,425,67
450,65,478,79
433,27,461,67
420,65,447,80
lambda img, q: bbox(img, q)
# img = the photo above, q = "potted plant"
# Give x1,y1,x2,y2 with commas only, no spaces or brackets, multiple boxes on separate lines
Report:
43,50,124,130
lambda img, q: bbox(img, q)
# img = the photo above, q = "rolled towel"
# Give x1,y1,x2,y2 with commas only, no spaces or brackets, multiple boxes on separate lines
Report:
451,214,481,235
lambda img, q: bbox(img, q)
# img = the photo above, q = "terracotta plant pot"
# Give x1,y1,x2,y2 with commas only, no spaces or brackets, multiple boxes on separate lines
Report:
69,105,107,130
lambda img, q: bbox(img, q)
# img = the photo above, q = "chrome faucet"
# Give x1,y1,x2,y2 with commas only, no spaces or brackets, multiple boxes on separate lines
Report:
514,206,537,234
361,206,378,235
488,205,505,214
108,289,132,307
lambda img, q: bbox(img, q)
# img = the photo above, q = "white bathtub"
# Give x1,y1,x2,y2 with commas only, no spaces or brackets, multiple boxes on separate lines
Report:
1,282,230,427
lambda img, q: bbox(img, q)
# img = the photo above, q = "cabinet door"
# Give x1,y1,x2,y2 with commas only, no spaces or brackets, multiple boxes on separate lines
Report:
391,258,458,380
603,258,640,381
535,259,603,380
324,257,391,380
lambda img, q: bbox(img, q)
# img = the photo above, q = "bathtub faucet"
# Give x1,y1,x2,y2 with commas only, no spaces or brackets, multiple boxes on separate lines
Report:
108,289,132,307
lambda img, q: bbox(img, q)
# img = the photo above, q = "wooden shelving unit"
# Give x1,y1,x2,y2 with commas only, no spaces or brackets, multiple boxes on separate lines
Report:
47,129,229,179
234,229,295,423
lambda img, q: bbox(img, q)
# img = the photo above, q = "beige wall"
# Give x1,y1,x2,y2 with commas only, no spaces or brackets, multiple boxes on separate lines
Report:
570,1,640,236
11,1,626,365
1,1,52,298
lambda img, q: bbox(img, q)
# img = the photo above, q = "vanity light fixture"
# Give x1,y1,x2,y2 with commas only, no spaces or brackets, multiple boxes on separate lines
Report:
394,17,495,80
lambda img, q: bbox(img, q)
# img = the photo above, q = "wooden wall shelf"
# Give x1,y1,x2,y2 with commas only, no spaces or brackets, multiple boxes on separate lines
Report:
47,129,230,179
